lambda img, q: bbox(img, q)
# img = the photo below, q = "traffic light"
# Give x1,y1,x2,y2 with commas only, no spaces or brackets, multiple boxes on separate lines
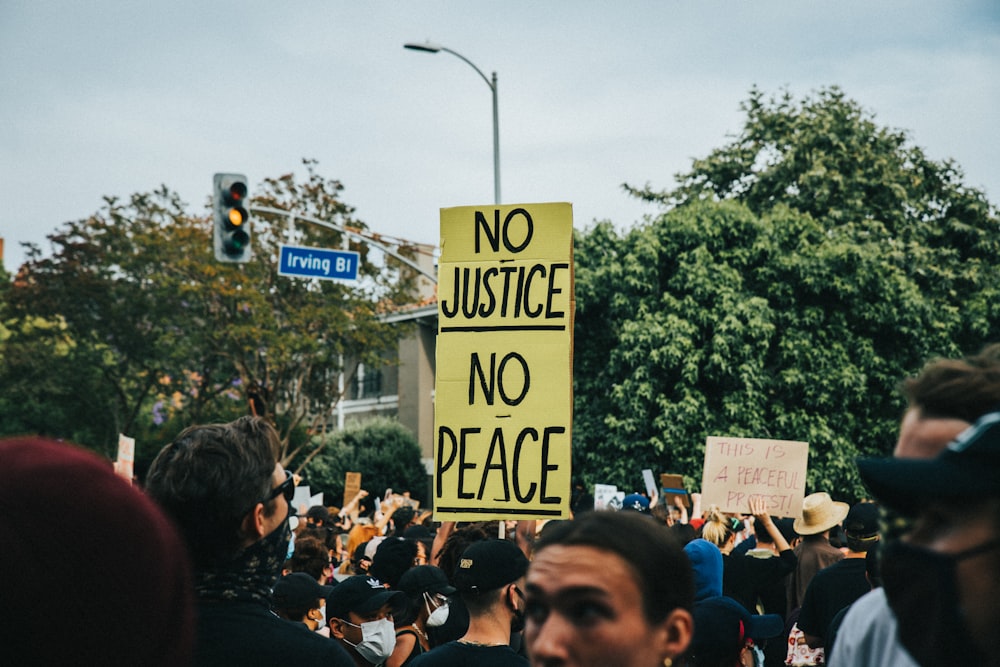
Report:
213,173,251,262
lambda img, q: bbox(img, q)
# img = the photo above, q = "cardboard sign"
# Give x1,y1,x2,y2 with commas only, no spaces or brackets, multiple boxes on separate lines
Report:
114,434,135,484
701,436,808,517
593,484,619,511
660,473,690,508
292,484,322,517
343,472,362,510
433,203,575,521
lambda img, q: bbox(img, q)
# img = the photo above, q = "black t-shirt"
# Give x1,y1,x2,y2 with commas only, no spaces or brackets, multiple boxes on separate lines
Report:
796,557,870,642
195,600,354,667
723,548,797,619
408,641,528,667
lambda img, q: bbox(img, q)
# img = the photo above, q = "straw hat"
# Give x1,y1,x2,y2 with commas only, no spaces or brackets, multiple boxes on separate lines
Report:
793,492,850,535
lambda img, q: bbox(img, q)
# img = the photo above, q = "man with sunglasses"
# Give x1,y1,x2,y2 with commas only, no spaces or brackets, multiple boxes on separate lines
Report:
409,539,529,667
146,416,353,667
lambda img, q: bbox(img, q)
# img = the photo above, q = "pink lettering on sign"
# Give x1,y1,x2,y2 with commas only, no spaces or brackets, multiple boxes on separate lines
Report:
702,437,809,518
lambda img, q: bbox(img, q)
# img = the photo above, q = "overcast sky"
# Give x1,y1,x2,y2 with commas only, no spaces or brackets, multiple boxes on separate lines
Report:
2,1,997,271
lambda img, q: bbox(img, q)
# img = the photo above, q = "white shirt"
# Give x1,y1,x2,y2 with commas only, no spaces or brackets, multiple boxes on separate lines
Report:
828,588,919,667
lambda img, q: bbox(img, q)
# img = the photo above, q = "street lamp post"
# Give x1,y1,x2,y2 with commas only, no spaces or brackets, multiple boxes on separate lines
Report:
404,41,500,205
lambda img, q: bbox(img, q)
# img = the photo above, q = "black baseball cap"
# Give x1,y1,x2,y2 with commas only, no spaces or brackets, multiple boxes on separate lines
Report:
325,575,404,621
272,572,333,610
843,502,880,538
452,539,528,594
397,565,456,599
858,410,1000,516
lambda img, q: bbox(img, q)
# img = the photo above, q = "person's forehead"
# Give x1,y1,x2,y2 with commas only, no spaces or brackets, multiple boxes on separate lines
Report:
528,544,639,591
353,602,393,619
895,408,969,459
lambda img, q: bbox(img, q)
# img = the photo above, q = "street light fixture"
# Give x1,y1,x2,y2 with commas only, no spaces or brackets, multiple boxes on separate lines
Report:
404,41,501,204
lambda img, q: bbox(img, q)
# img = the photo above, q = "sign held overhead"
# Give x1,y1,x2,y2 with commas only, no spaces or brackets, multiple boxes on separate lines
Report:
434,202,575,521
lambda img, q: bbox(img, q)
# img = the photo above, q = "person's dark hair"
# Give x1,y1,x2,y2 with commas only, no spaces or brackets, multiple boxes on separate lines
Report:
903,343,1000,421
670,522,697,546
369,537,419,588
288,535,331,581
533,511,694,623
829,525,847,550
461,587,503,615
299,523,338,552
392,593,421,627
145,416,281,567
273,601,318,623
392,506,417,535
436,522,493,583
753,517,774,544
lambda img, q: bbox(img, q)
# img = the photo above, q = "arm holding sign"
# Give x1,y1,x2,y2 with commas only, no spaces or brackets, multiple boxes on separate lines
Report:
430,521,455,566
339,489,369,520
375,502,398,534
673,496,689,525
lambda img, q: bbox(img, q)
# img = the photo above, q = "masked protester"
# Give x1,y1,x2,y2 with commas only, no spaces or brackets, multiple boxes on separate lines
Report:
830,342,1000,667
856,409,1000,666
409,539,530,667
329,575,407,667
387,566,456,666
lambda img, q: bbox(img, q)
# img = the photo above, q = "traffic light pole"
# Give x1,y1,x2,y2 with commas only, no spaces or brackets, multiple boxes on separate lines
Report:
248,205,437,284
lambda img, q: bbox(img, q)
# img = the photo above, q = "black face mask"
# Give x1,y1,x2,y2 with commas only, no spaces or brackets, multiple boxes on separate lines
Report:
881,538,1000,666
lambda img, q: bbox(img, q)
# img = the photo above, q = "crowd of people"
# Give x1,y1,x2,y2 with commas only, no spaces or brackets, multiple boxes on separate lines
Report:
3,344,999,666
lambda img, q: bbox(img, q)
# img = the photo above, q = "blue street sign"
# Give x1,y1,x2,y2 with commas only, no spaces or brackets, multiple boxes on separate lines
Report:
278,244,360,281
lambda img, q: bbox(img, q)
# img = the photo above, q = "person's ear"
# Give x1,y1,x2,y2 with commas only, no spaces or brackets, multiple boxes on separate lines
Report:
502,584,516,611
655,608,694,661
240,503,267,540
329,617,347,640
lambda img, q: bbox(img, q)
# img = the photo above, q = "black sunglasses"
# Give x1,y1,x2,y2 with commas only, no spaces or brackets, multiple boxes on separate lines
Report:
263,470,296,504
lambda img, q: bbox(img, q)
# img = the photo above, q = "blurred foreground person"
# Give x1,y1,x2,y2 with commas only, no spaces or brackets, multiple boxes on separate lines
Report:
855,409,1000,667
524,511,694,667
0,436,194,665
146,416,353,667
831,342,1000,667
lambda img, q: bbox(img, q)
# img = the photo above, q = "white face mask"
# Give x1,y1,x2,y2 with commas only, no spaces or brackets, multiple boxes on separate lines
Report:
344,618,396,664
425,592,450,627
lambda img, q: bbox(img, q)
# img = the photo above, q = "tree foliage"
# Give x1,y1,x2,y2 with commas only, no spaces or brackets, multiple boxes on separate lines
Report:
1,161,418,467
296,417,428,506
576,87,999,501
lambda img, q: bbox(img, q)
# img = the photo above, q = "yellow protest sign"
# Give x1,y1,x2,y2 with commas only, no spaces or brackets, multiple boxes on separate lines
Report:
434,203,574,521
701,436,809,517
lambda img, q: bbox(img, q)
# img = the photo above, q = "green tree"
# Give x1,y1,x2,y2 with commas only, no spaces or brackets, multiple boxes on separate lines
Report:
1,161,419,468
574,88,999,500
296,417,428,506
